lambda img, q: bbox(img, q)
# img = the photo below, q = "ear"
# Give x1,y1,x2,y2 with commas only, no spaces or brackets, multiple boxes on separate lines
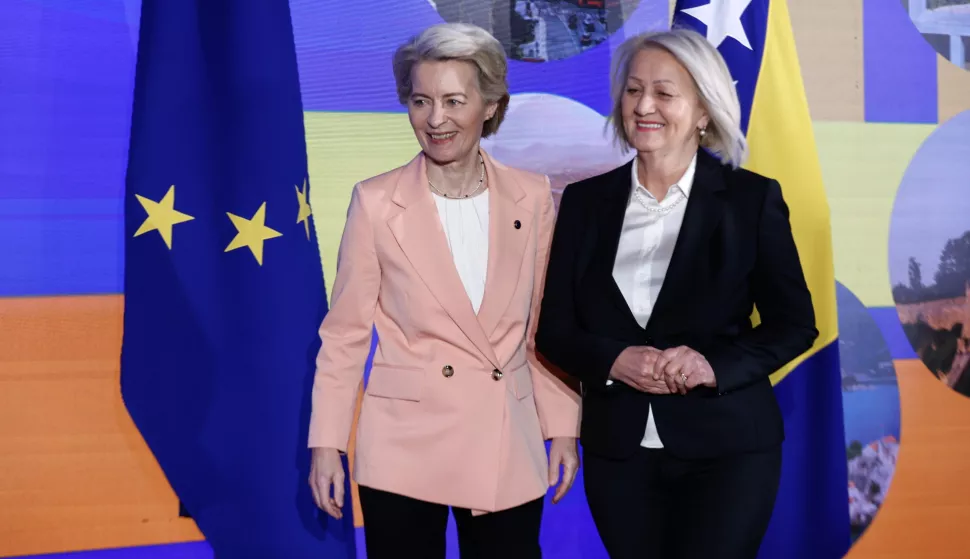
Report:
485,101,498,121
698,113,710,132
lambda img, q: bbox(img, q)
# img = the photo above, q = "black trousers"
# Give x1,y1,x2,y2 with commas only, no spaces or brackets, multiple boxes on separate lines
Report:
357,485,544,559
583,445,782,559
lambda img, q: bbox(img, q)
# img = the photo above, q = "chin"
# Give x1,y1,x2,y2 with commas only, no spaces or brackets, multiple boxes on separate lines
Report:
422,148,454,164
631,142,666,155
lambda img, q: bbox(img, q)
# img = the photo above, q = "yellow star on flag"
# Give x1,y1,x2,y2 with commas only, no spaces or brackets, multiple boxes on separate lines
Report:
295,179,312,239
133,185,194,249
225,202,282,265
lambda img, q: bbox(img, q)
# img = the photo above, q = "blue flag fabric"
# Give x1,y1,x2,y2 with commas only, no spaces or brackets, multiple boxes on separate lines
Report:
120,1,356,557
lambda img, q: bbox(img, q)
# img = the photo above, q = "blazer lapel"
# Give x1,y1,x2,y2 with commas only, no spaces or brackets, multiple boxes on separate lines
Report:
593,160,644,326
386,153,501,368
476,152,532,339
647,149,725,329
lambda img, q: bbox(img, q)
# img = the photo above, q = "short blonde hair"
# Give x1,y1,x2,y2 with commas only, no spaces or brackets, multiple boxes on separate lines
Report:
392,23,510,138
607,28,747,167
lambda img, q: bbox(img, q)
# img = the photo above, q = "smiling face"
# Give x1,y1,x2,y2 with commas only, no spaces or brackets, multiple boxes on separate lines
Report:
621,46,709,158
407,59,497,166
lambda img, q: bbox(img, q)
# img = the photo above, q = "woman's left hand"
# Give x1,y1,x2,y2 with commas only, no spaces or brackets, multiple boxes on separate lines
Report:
548,437,579,504
653,346,717,395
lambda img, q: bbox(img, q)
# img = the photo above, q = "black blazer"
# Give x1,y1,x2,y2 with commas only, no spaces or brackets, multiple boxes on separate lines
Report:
535,149,818,461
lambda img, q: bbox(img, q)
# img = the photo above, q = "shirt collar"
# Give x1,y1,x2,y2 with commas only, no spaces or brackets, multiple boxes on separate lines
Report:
630,153,698,201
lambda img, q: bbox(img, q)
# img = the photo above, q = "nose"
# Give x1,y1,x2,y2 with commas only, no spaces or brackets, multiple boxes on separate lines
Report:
634,93,655,116
427,101,447,128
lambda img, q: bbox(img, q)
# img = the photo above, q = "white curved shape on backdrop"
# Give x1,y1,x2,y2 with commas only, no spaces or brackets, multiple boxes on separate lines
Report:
482,93,634,198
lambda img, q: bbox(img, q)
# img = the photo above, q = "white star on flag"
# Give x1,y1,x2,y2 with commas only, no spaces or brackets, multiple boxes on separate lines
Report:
681,0,753,50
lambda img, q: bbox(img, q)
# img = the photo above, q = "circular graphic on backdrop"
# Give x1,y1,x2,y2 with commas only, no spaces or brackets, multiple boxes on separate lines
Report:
899,0,970,71
481,92,632,204
836,282,902,544
889,109,970,399
429,0,641,62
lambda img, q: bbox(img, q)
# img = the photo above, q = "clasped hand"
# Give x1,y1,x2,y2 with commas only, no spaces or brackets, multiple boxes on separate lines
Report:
609,345,716,395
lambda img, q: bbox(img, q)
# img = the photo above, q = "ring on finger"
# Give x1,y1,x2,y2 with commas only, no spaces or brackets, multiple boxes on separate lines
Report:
680,373,687,384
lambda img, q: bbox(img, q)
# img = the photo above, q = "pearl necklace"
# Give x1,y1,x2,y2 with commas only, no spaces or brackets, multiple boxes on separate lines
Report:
428,155,486,198
633,187,685,215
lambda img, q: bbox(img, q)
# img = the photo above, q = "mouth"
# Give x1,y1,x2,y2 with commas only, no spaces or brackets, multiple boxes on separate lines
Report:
636,121,664,131
428,131,458,144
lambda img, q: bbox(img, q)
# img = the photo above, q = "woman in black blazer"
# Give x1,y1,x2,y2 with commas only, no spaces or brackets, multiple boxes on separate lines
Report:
535,28,818,559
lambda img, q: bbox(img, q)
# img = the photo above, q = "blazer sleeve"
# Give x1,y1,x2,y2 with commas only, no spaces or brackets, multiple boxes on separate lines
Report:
704,179,819,395
527,177,581,439
307,183,380,451
535,184,631,389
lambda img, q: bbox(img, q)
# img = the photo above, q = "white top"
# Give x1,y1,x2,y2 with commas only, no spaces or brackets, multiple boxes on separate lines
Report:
434,190,490,314
609,155,696,448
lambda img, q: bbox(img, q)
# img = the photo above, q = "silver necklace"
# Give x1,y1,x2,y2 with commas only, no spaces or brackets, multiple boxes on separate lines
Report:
429,155,485,198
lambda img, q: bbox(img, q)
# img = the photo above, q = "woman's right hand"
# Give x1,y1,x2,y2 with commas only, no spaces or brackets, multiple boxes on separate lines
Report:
309,446,346,519
609,347,672,394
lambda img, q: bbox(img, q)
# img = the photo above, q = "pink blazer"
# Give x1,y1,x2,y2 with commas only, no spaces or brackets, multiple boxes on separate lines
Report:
308,149,581,514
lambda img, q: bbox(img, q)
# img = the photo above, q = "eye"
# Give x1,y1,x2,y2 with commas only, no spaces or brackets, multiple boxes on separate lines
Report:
446,98,463,106
625,87,640,95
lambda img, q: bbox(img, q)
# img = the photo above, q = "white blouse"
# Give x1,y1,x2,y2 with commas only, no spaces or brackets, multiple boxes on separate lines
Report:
433,190,490,313
611,155,696,449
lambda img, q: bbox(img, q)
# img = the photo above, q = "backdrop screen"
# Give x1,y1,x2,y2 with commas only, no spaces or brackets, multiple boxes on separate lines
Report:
2,0,970,557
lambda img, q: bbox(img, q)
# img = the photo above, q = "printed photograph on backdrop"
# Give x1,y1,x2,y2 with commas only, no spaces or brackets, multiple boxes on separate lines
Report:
429,0,641,61
899,0,970,71
836,283,902,543
890,110,970,398
480,92,632,205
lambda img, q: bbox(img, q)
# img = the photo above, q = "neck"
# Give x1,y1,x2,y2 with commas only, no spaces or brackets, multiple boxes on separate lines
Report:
426,149,483,198
636,144,697,201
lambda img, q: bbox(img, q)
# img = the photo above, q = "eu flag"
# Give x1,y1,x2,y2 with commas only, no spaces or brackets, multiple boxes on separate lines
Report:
120,1,356,557
673,1,850,557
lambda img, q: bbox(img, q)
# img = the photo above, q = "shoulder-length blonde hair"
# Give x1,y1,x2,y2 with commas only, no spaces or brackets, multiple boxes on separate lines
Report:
607,28,747,168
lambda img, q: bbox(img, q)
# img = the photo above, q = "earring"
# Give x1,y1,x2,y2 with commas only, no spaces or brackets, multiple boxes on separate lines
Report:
699,128,707,137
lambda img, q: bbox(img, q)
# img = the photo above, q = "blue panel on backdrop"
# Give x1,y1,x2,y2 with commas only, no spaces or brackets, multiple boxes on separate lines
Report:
862,0,937,124
0,200,122,296
869,306,919,360
0,0,136,296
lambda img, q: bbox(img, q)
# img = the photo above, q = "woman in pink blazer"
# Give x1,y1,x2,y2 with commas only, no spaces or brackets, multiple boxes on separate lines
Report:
307,23,581,558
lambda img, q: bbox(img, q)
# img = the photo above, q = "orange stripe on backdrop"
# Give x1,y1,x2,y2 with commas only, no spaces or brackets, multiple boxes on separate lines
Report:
0,294,366,557
937,57,970,124
0,296,202,556
845,359,970,559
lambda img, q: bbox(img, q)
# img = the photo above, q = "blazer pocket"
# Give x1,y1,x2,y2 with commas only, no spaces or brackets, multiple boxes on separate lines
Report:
510,364,533,400
365,364,424,402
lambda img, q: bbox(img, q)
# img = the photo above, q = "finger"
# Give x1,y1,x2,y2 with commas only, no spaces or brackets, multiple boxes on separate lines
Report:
323,501,342,519
653,355,669,380
662,361,682,393
309,475,324,510
333,472,345,510
553,459,578,504
686,373,705,389
670,361,689,395
548,451,562,488
656,347,685,377
663,357,683,377
320,477,342,519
